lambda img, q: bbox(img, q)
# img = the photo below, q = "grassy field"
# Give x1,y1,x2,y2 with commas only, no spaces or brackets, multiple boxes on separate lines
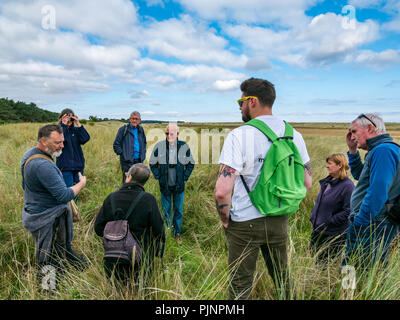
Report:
1,120,400,300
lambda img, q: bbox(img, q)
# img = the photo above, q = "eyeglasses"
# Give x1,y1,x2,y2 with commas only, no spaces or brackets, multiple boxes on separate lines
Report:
358,114,376,127
130,117,140,120
237,96,257,107
165,132,176,136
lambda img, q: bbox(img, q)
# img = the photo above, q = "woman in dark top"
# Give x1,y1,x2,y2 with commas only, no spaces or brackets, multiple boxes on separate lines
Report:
310,153,355,262
56,108,90,189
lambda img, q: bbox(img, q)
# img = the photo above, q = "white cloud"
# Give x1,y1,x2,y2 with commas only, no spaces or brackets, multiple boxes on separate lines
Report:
224,13,381,68
139,15,247,68
129,89,150,99
0,0,138,40
351,49,400,71
212,80,240,91
177,0,317,27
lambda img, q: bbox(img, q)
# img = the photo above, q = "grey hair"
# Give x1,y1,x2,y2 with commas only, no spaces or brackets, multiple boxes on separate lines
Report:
352,113,386,134
166,123,179,133
130,111,141,118
126,163,150,185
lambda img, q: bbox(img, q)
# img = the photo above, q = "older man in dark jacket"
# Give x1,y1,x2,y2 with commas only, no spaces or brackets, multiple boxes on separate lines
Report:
149,124,194,243
94,163,165,283
113,111,147,184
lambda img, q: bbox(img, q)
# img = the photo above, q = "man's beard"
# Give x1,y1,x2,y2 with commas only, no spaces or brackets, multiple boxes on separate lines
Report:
241,109,251,122
45,147,62,158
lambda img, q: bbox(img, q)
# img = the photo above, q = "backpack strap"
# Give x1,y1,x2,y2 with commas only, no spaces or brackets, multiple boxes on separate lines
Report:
110,192,116,216
244,118,278,142
23,153,53,176
124,191,146,220
122,124,129,140
279,121,294,140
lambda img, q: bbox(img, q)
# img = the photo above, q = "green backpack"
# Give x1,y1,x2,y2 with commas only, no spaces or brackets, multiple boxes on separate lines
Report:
240,119,307,216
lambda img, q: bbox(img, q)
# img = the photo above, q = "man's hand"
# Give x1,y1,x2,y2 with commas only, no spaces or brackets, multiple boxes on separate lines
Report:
346,128,358,154
70,172,86,196
78,172,86,187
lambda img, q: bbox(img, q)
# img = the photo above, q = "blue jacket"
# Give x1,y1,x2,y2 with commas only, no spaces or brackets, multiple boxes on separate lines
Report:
56,123,90,171
149,139,195,196
113,124,146,163
310,175,354,236
348,134,400,226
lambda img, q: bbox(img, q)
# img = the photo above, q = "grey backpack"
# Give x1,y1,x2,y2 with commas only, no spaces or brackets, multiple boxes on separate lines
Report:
103,191,145,264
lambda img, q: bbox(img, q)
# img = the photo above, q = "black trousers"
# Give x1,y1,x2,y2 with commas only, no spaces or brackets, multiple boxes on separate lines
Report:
310,231,346,262
121,159,142,184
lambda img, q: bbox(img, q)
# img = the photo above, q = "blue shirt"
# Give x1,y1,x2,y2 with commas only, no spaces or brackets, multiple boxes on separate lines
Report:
130,125,140,159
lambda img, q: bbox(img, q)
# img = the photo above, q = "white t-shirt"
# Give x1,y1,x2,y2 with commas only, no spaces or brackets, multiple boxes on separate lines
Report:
218,115,310,222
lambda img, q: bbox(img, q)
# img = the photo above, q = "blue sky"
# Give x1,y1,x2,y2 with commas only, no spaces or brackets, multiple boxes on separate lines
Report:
0,0,399,122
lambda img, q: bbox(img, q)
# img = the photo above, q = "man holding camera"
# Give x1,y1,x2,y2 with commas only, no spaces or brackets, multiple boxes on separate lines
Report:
149,123,195,242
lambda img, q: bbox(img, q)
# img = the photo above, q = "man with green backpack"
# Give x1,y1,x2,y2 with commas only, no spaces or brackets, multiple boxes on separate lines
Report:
215,77,312,300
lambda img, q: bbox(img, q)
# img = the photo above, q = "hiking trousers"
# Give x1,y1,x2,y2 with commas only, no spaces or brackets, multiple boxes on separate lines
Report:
224,215,289,300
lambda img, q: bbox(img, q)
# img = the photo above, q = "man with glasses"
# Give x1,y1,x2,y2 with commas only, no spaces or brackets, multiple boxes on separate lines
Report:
149,123,195,243
113,111,147,184
215,77,312,299
343,113,399,268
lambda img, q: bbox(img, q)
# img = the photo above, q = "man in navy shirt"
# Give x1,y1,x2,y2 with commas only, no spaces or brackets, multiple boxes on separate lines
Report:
113,111,147,184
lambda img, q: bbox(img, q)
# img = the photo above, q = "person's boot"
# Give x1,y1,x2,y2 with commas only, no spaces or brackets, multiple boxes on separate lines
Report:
66,243,88,271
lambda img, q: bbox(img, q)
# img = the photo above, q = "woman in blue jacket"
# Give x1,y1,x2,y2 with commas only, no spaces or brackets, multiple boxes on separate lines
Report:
56,108,90,190
310,153,355,262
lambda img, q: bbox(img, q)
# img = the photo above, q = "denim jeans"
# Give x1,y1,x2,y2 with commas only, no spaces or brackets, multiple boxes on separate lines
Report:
62,170,83,188
161,191,184,236
121,159,141,184
62,170,83,203
343,218,399,269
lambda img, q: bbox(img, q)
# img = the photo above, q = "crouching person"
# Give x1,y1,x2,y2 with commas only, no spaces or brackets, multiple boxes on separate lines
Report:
21,124,88,288
94,163,165,286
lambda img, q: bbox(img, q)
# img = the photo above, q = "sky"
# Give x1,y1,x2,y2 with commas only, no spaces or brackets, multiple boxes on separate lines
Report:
0,0,399,123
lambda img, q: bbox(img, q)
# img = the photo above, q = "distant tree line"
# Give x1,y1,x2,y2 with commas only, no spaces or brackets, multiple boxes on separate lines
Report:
0,98,186,125
87,115,185,124
0,98,58,124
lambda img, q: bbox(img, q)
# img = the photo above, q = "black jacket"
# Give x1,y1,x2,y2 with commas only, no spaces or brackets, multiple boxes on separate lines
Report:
94,183,165,257
113,124,147,163
149,139,195,196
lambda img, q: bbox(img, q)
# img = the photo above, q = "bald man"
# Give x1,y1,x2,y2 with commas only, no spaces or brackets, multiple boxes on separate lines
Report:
149,124,195,242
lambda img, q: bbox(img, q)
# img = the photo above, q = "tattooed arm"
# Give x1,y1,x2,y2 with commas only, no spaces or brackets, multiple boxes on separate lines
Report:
304,161,312,190
214,164,238,228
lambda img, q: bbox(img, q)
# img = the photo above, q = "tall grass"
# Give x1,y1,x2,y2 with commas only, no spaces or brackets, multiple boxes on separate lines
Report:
1,121,400,300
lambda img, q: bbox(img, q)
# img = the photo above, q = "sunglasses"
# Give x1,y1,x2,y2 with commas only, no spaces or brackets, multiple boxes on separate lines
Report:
237,96,257,107
357,114,376,127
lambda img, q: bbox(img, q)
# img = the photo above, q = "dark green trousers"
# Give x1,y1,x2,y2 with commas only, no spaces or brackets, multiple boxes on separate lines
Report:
224,215,290,300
